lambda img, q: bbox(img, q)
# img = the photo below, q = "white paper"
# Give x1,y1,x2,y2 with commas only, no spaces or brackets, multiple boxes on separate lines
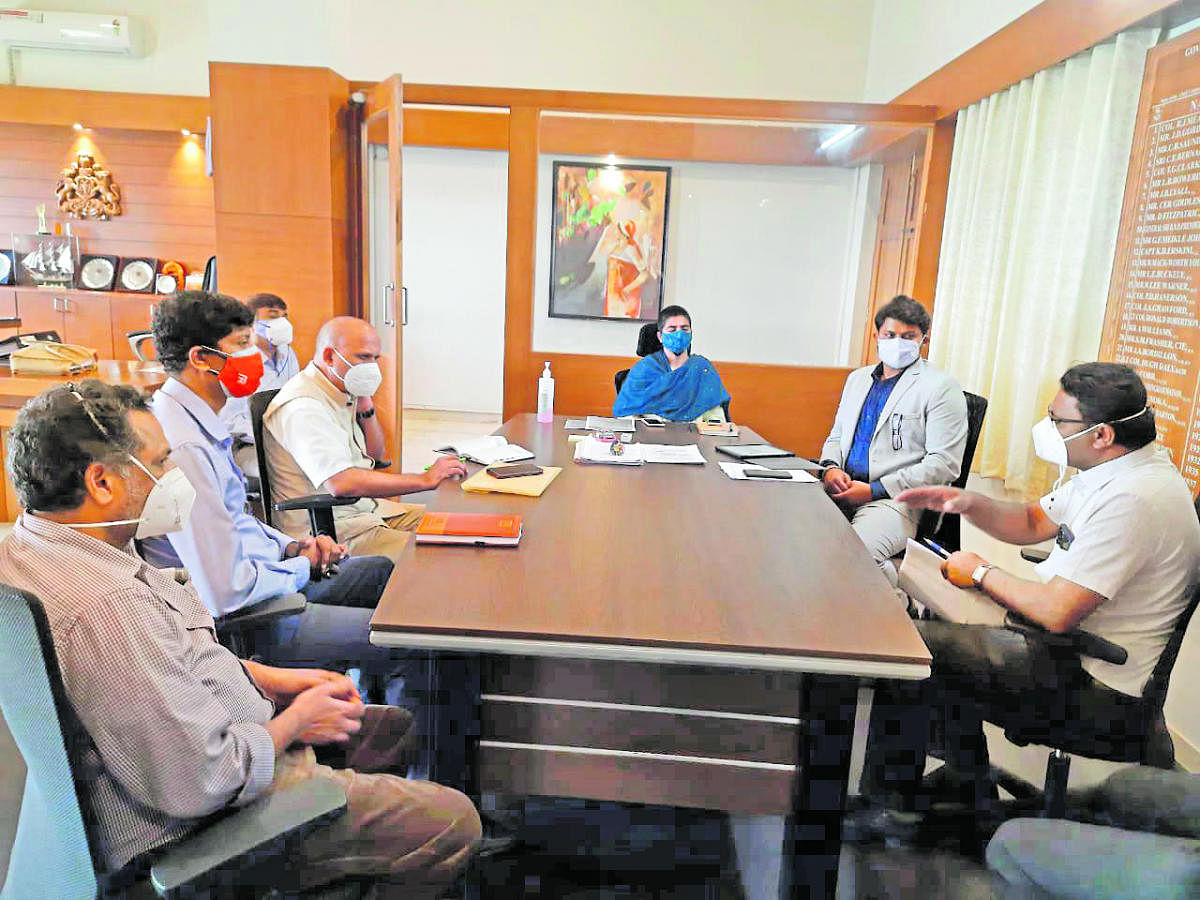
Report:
563,419,588,430
585,415,638,432
717,462,818,483
639,443,706,465
897,540,1008,626
573,435,644,465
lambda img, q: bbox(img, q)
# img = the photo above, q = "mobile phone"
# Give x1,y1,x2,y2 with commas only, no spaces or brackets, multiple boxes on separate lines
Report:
488,463,544,479
744,468,792,480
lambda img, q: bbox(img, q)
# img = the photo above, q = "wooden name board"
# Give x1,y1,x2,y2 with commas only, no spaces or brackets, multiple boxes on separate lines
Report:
1102,31,1200,494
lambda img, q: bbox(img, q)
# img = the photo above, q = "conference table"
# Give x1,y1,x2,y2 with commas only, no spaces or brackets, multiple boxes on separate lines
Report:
370,414,931,897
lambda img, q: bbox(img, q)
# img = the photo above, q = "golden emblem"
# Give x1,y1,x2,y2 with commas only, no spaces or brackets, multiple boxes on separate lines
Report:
55,154,122,220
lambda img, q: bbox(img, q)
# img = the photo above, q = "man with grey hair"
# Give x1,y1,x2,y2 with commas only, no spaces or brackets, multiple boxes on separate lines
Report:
0,379,481,895
263,317,465,559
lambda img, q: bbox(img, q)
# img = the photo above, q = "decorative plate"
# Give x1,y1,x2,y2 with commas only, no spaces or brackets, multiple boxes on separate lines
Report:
0,250,12,286
155,273,178,295
77,254,118,291
117,257,157,293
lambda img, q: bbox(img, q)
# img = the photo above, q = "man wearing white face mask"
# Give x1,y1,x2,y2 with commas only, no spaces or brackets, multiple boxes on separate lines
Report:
264,316,467,560
860,362,1200,821
0,380,482,893
819,296,969,585
218,293,303,476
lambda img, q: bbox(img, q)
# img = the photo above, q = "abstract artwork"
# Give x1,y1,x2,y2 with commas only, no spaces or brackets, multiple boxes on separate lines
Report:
549,161,670,321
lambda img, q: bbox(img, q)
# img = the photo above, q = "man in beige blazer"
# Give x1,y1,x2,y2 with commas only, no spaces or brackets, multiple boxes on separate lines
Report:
819,296,968,586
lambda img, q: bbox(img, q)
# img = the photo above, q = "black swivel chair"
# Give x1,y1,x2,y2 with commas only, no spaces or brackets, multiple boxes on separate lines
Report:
0,582,351,898
914,391,989,552
250,389,361,539
992,580,1199,820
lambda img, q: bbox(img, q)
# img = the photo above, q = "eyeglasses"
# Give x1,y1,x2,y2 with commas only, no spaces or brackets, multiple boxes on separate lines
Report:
890,413,903,451
1046,407,1087,426
66,382,112,438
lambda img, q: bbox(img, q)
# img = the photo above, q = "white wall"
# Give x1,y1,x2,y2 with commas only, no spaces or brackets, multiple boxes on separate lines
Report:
208,0,876,102
531,154,861,366
863,0,1041,101
399,146,507,414
2,0,209,95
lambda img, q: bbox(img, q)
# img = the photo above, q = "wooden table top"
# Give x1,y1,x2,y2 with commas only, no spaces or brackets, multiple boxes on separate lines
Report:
371,415,931,677
0,359,166,409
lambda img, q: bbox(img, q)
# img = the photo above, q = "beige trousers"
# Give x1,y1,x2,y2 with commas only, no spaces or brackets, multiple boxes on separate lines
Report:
343,504,425,561
268,705,481,898
847,498,918,586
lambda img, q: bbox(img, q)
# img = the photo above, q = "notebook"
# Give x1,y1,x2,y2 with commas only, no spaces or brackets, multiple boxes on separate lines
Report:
715,443,793,460
415,512,523,546
717,462,818,483
897,539,1007,626
435,435,534,466
461,466,563,497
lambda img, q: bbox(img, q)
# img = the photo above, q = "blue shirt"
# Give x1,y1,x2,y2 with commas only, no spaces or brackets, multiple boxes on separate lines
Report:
218,343,301,443
141,377,310,617
845,364,904,500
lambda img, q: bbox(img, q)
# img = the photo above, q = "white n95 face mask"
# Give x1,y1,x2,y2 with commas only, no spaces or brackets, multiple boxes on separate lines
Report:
257,317,294,347
64,454,197,539
333,348,383,398
877,337,921,370
1031,407,1149,470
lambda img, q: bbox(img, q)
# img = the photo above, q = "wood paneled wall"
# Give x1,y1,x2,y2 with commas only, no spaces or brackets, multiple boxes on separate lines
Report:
208,63,352,364
0,122,215,271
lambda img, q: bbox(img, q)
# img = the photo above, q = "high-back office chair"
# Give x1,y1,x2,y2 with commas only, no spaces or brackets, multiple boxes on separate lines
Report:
993,581,1200,820
250,389,359,538
126,330,157,363
612,322,731,420
914,390,988,552
0,582,349,898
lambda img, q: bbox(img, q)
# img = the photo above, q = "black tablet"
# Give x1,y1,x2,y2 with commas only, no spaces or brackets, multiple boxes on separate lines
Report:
715,443,794,460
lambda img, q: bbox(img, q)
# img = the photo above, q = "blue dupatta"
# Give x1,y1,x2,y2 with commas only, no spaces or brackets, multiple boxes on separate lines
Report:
613,352,730,421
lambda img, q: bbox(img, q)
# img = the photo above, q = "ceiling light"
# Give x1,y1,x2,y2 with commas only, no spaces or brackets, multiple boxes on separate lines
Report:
181,128,191,137
818,125,859,151
72,122,83,131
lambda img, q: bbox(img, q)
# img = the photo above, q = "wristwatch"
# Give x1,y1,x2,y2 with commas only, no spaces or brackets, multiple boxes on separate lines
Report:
356,407,376,420
971,564,994,590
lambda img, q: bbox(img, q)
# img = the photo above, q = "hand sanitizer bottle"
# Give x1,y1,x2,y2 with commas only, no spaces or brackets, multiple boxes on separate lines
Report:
537,361,555,423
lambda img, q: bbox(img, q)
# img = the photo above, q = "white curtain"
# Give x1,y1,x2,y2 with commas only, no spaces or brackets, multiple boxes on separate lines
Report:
929,28,1160,498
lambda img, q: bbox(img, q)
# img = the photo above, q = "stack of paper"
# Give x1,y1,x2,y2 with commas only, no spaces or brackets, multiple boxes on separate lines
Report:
639,443,706,465
435,435,534,466
574,436,644,465
717,462,818,483
697,421,739,437
897,540,1007,626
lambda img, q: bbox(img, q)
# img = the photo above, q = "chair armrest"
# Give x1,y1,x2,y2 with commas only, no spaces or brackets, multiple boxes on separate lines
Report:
150,776,347,897
1003,612,1129,666
215,593,306,632
273,493,361,512
372,459,393,470
1020,547,1051,563
1092,767,1200,838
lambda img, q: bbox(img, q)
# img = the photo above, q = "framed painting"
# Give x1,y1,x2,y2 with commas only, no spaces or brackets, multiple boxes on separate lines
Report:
549,160,671,321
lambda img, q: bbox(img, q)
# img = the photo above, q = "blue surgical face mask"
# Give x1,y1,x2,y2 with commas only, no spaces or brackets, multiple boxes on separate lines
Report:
661,329,692,355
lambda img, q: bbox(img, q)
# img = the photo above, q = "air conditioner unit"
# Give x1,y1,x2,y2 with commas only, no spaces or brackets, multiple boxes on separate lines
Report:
0,9,141,56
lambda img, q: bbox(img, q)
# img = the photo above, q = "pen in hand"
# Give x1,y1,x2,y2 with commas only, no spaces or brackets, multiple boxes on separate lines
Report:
922,538,951,559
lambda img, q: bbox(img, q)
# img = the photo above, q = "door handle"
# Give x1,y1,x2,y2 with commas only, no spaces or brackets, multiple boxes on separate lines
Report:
383,282,396,327
401,286,408,326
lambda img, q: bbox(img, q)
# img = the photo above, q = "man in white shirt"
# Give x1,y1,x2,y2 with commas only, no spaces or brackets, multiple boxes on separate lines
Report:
219,293,302,476
263,317,465,560
861,362,1200,820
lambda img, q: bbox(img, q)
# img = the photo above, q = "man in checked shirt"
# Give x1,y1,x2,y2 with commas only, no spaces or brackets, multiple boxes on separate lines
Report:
0,380,480,896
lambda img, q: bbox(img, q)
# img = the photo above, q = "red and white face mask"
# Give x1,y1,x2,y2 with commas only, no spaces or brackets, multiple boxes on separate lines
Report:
200,345,264,398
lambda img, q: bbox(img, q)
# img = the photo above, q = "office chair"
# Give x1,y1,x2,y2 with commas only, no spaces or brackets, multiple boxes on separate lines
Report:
126,330,156,363
250,389,360,539
992,582,1200,820
0,581,351,899
914,390,988,552
202,254,218,292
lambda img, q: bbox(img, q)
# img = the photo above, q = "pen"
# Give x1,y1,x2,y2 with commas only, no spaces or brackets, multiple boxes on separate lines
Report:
922,538,951,559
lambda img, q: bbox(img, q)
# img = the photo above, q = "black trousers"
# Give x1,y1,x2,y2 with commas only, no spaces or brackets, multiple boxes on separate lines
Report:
861,620,1150,811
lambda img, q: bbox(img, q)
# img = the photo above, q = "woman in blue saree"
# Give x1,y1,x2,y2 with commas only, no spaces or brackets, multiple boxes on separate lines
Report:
613,305,730,421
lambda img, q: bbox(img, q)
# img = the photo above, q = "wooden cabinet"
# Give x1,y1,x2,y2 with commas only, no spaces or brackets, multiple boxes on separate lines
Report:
12,289,161,359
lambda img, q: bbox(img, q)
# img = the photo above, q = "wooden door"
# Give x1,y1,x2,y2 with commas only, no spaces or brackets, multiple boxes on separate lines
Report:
110,294,159,361
862,151,924,361
14,291,64,338
59,294,114,357
361,75,404,468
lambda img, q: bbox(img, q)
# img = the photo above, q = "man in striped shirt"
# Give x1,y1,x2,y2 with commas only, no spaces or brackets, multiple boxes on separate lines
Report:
0,380,480,896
